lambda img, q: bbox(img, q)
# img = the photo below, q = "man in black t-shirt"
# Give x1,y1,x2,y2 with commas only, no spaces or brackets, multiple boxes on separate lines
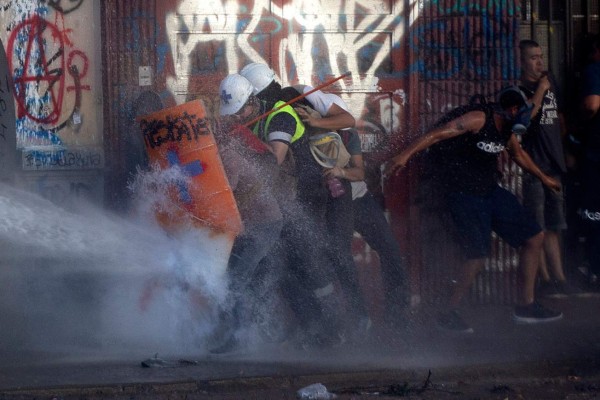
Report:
519,39,575,298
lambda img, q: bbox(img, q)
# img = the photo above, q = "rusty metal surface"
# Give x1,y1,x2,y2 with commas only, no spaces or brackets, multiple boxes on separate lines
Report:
414,0,521,305
102,0,159,210
97,1,599,306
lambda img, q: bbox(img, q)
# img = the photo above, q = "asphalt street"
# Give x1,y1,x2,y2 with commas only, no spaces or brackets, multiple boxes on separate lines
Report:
1,294,600,399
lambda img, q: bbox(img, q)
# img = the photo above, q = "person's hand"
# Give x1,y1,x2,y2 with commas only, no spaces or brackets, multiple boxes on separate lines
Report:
542,175,561,193
383,153,410,178
323,166,346,180
294,104,321,127
538,73,551,92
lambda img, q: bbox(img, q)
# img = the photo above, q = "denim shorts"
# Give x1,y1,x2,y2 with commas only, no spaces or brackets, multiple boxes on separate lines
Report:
447,186,542,259
521,174,567,231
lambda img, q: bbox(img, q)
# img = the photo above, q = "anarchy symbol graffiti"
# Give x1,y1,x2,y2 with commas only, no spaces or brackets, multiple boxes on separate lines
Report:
8,15,66,125
8,14,89,130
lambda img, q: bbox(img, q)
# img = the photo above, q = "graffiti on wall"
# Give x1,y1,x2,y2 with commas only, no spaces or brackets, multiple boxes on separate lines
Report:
163,0,416,142
4,0,97,170
415,0,520,115
22,146,103,170
415,8,518,81
161,0,518,143
42,0,85,15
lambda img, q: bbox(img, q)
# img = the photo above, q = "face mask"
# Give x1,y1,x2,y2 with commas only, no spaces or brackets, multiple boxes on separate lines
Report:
507,103,533,135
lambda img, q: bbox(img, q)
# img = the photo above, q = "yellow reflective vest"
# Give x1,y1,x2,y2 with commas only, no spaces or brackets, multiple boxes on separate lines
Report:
254,101,305,143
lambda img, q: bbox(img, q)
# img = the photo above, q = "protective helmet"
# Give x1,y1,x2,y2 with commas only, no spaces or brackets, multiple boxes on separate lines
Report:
219,74,254,116
240,63,275,95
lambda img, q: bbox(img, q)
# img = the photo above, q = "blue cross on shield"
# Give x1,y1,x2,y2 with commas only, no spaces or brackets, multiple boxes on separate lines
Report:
166,149,204,204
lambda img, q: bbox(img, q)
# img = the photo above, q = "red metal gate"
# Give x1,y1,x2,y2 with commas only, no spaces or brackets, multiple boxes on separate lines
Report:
102,0,525,306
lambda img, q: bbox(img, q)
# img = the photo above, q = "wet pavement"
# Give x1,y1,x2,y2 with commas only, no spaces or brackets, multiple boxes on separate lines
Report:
1,294,600,399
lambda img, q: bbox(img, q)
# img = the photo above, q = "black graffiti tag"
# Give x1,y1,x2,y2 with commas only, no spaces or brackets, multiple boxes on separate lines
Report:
140,112,211,149
43,0,85,14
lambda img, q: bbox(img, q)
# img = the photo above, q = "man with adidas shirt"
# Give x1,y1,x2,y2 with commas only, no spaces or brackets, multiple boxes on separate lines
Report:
384,87,563,333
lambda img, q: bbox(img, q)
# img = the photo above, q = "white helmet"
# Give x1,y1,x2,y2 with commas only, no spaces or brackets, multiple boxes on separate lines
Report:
240,62,275,95
219,74,253,116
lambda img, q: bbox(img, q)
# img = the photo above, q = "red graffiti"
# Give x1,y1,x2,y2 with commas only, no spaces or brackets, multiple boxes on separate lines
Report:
66,49,90,92
8,15,66,124
7,15,90,127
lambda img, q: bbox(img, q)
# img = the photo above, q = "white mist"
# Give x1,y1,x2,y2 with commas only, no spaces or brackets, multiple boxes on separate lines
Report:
0,168,231,364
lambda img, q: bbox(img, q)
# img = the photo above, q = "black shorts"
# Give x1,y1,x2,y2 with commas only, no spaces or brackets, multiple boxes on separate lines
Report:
447,186,542,259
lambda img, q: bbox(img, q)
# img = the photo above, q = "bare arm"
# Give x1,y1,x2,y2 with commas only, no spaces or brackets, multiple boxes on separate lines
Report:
324,153,365,182
269,141,289,165
384,110,486,177
295,102,355,130
582,94,600,121
506,134,560,192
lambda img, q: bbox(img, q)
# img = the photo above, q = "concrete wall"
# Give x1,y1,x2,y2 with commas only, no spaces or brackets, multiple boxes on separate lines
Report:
0,0,103,207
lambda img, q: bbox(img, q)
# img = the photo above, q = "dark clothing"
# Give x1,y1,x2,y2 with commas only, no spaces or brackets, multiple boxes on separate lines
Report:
326,173,368,318
273,195,342,339
580,61,600,274
353,191,410,316
327,129,367,320
259,105,325,206
340,129,362,155
520,76,567,233
447,186,542,259
226,219,284,328
435,106,512,195
582,62,600,150
522,174,567,231
581,150,600,274
326,178,367,318
253,87,343,342
581,151,600,215
434,107,541,258
521,75,567,175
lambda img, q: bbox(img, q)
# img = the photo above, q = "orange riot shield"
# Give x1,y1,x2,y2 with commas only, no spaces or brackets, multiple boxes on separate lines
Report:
138,100,242,240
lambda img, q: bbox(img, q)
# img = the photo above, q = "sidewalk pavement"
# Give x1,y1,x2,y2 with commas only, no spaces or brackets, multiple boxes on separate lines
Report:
1,295,600,398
